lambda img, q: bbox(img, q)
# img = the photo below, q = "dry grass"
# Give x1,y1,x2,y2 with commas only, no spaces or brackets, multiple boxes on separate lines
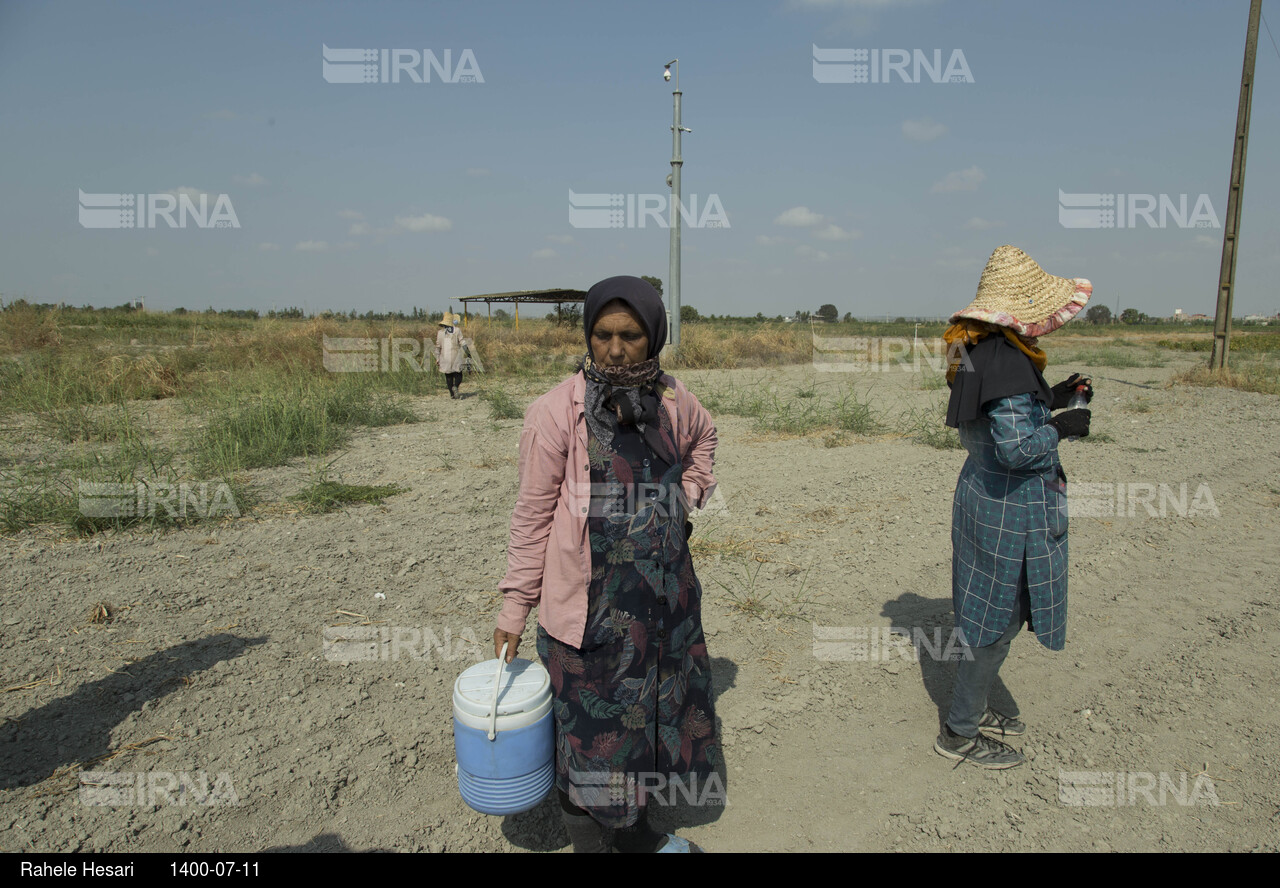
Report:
1173,364,1280,397
669,324,812,369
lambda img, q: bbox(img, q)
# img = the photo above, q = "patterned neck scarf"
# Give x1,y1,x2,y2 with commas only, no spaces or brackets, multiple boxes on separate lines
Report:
581,354,672,464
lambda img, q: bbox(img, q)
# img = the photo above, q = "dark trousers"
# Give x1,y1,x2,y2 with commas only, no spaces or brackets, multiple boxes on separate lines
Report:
946,580,1030,737
445,372,462,397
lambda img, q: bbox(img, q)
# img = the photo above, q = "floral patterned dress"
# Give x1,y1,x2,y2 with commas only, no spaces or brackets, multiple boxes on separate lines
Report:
536,405,719,828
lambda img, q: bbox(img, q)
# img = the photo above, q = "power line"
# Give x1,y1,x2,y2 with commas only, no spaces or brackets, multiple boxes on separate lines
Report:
1263,11,1280,65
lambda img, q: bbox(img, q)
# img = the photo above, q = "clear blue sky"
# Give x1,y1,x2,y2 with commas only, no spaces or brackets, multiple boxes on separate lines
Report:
2,0,1278,318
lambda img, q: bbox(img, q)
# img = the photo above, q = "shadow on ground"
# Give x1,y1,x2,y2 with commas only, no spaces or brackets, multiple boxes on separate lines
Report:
0,634,267,791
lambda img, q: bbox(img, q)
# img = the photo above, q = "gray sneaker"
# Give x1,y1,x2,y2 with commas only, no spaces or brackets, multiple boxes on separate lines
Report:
934,725,1025,769
978,707,1026,738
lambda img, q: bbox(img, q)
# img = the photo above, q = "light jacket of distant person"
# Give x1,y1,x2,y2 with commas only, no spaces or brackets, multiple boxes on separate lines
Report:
497,370,717,649
435,327,469,374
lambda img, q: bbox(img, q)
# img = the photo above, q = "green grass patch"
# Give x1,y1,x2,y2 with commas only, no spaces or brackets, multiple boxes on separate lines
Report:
289,480,407,514
1067,347,1166,369
899,401,962,450
480,386,525,419
698,378,880,438
0,463,251,535
917,368,948,390
195,394,349,474
192,373,417,474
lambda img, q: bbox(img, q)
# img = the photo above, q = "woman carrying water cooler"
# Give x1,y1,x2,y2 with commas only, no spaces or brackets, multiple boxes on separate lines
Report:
493,276,720,852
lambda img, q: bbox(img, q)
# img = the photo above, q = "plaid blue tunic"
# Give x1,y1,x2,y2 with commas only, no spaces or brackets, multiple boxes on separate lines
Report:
952,393,1069,651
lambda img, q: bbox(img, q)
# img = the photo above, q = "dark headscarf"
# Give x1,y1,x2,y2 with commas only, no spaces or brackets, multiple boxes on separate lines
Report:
945,334,1052,428
582,276,667,360
580,276,672,463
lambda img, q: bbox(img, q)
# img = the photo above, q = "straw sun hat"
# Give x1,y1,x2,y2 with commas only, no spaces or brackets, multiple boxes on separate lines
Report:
950,245,1092,339
438,311,457,327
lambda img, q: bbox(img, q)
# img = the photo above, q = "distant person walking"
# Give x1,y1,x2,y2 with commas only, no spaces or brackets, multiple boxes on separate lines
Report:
935,245,1094,769
434,312,470,399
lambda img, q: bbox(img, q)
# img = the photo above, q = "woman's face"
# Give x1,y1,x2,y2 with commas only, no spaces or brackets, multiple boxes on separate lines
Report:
590,301,649,367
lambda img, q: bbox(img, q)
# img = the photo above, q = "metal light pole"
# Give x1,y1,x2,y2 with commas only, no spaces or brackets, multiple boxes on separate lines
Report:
664,59,691,350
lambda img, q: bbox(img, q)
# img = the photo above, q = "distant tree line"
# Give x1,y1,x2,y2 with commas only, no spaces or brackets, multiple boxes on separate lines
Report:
0,295,1238,326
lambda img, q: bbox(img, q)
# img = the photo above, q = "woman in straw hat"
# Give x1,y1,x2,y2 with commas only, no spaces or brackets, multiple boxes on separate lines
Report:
493,276,719,852
934,245,1094,769
434,312,470,399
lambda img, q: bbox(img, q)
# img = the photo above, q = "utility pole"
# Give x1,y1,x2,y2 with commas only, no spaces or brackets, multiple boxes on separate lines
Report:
1210,0,1261,370
664,59,690,351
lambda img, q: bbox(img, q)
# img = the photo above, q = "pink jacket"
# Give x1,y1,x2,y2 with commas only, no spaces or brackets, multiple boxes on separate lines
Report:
497,371,718,648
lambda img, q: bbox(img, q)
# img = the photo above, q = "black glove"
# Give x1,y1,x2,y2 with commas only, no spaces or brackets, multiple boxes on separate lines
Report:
1048,408,1091,440
1051,374,1093,410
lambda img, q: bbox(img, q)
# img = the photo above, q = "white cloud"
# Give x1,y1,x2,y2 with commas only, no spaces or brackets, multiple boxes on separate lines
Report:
795,244,830,261
1195,234,1219,248
167,186,210,200
395,213,453,232
814,224,861,241
337,209,364,220
756,235,790,246
902,118,948,142
546,234,574,245
232,173,268,186
531,248,558,260
349,222,371,236
775,206,826,227
931,166,985,193
295,241,329,252
963,217,1004,231
258,242,280,251
935,246,982,269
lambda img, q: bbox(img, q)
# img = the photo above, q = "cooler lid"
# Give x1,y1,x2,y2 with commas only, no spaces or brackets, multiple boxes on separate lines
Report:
453,657,551,719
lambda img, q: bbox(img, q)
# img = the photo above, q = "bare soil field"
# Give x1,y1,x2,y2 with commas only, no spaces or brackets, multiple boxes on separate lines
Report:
3,351,1279,853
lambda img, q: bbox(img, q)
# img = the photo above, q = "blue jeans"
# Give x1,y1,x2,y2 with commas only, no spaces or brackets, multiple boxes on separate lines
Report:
946,580,1030,738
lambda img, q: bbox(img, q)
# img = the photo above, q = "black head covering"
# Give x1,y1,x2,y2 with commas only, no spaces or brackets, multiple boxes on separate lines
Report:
582,276,667,359
579,275,674,467
945,334,1052,428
